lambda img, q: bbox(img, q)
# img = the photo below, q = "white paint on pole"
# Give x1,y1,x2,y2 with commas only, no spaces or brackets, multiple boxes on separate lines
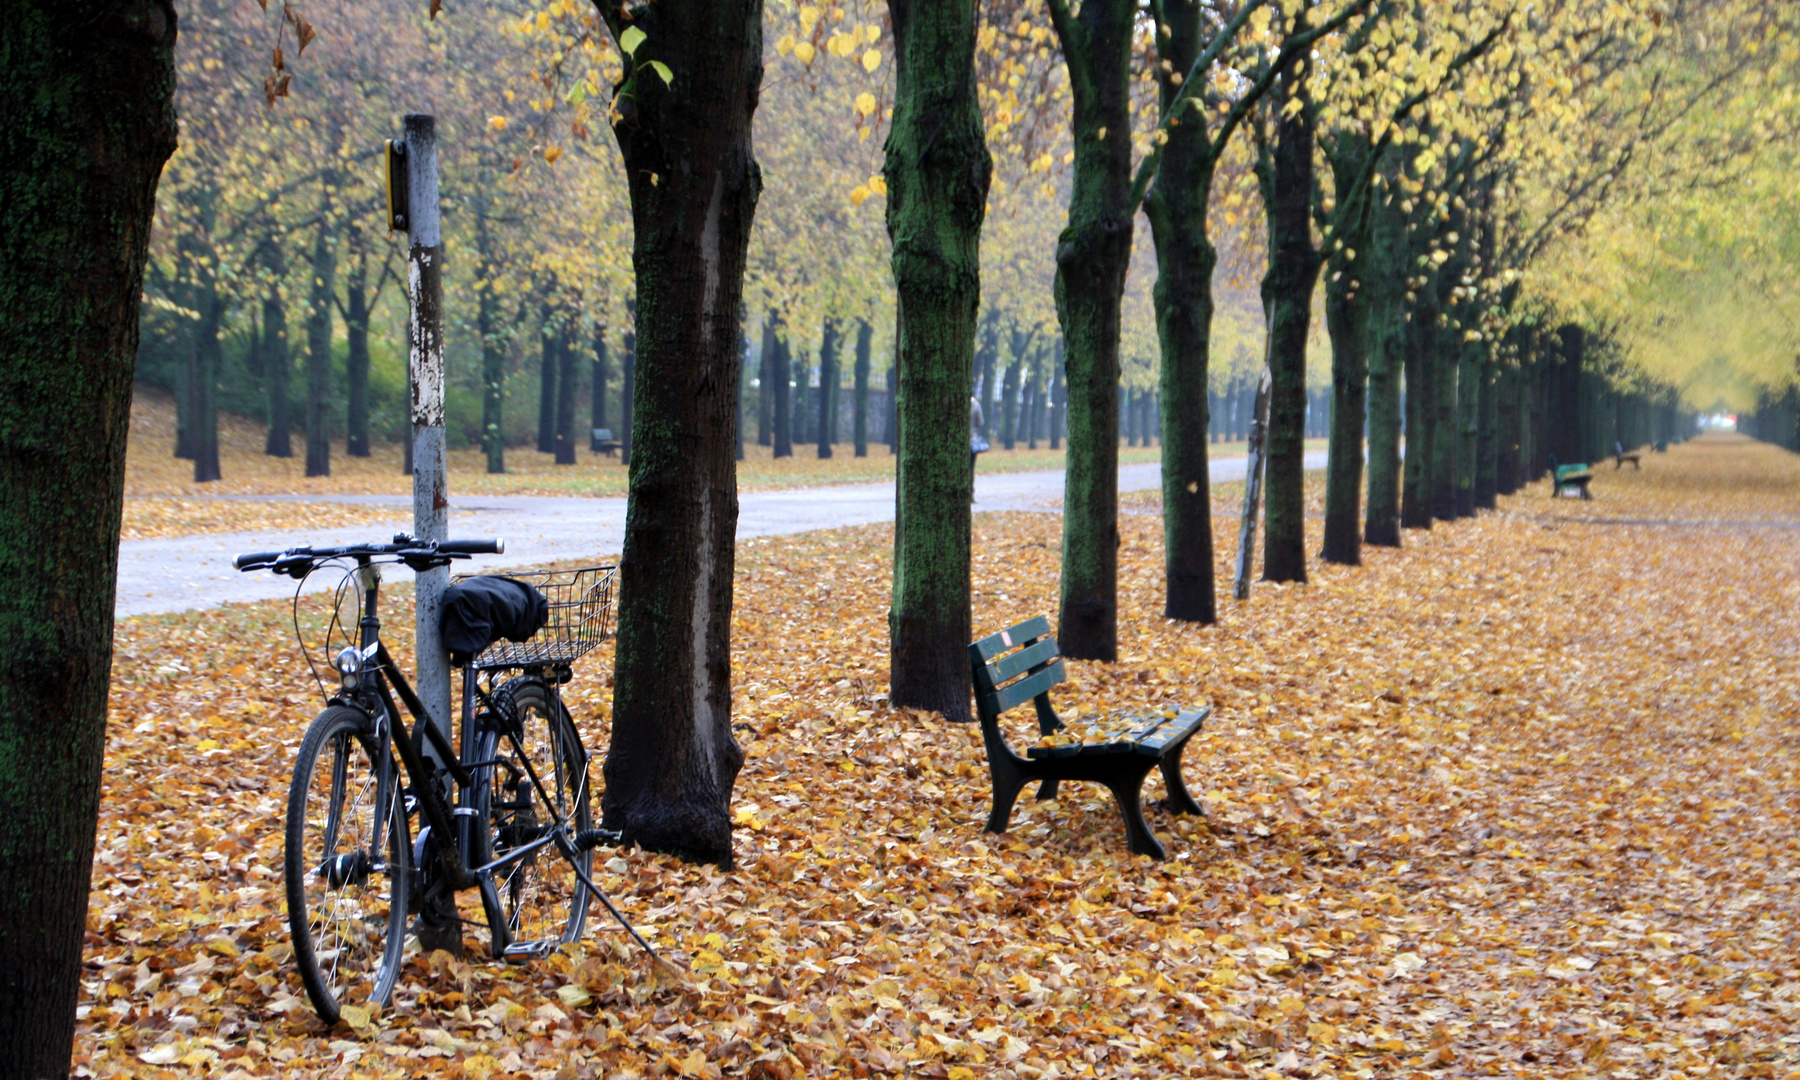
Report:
404,113,452,747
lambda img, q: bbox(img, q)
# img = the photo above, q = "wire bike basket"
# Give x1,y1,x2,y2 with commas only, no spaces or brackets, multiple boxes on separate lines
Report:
456,566,617,670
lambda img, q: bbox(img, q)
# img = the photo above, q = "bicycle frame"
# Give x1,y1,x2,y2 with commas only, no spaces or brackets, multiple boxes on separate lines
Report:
336,555,592,958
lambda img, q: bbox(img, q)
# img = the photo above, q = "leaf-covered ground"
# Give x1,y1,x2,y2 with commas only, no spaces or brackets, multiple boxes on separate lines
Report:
82,435,1798,1078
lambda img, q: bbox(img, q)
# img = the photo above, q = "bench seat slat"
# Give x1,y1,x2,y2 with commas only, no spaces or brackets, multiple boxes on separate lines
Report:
1136,708,1209,755
988,660,1064,714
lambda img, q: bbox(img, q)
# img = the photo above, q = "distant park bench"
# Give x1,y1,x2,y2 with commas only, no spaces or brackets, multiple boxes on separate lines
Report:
969,615,1210,860
1547,455,1593,499
591,428,621,456
1613,441,1642,469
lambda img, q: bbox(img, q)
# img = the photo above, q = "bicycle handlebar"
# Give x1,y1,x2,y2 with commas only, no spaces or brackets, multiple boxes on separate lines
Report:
234,535,506,574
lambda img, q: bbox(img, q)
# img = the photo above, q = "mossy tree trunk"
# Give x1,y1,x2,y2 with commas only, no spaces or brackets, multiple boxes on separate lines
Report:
883,0,991,721
1143,0,1221,621
1362,156,1406,547
1320,132,1373,565
1049,0,1135,661
596,0,760,865
1253,67,1322,585
0,2,176,1069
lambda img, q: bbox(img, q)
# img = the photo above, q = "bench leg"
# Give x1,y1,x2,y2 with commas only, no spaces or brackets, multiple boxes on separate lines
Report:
1094,777,1166,860
1035,779,1060,802
983,755,1031,836
1158,738,1206,817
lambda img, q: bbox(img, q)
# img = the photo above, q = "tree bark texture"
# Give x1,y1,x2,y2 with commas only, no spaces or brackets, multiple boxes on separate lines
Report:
538,301,560,454
1144,0,1220,624
771,327,790,457
883,0,990,721
1051,0,1135,661
0,2,176,1071
757,311,775,446
1255,71,1322,585
597,0,760,865
1362,172,1405,547
1320,135,1373,566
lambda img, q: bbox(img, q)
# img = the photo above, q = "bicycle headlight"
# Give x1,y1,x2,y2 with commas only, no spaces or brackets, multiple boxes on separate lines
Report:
334,646,364,691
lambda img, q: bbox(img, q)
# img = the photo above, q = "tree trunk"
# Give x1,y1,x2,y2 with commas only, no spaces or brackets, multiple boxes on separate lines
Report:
885,353,898,454
304,211,335,479
771,327,790,457
977,310,999,441
344,242,372,458
475,209,506,473
554,315,579,465
1143,41,1225,626
538,301,559,454
998,359,1020,449
192,285,222,483
597,0,759,866
1362,164,1405,547
620,324,636,466
1048,0,1134,661
757,311,775,446
1320,135,1372,565
591,320,609,453
884,0,990,721
1254,68,1322,585
1401,274,1436,528
792,349,811,445
736,311,748,461
0,4,175,1070
853,317,871,457
262,250,293,458
817,317,839,458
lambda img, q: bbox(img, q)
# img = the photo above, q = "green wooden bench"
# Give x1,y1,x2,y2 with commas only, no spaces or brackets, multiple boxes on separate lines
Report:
1613,441,1641,469
969,616,1210,859
1547,455,1593,499
590,428,621,456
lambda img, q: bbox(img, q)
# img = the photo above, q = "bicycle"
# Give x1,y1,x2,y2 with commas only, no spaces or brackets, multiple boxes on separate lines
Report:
236,534,637,1024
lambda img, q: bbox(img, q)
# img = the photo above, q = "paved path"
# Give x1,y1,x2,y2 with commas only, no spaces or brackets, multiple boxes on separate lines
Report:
117,451,1326,618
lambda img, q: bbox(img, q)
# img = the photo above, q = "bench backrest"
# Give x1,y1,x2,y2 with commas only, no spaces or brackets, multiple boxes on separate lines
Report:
970,616,1064,739
593,428,614,441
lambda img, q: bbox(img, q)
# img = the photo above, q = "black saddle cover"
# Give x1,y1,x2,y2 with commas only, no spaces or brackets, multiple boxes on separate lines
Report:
441,576,549,663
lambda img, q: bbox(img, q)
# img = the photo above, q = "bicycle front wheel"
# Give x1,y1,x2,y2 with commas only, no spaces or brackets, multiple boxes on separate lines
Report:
473,676,592,958
285,704,410,1023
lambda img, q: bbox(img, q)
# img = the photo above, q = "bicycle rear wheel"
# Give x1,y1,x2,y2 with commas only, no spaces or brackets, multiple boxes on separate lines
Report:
472,676,592,958
285,704,410,1023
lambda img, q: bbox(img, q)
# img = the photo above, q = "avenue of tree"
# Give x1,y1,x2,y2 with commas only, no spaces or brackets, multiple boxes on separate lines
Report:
5,0,1800,1073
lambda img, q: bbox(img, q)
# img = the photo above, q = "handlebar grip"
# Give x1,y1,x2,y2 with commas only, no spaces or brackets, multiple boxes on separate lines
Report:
438,538,505,555
235,550,286,570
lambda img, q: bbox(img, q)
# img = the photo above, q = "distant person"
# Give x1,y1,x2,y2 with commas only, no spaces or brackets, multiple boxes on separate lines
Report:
970,396,988,500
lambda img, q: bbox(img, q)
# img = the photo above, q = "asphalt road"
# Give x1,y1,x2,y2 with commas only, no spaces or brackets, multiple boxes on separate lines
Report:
117,450,1327,618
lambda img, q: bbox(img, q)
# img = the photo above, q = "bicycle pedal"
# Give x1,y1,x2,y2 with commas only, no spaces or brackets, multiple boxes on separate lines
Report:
573,828,624,852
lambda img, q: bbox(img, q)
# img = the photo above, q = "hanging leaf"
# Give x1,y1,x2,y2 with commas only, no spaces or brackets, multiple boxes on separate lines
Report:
648,60,674,87
619,25,647,57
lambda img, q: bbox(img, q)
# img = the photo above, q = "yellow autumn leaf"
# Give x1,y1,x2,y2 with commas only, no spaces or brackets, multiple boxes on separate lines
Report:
849,184,871,206
487,115,508,131
867,174,886,195
543,145,563,163
855,92,877,117
794,41,816,64
862,48,881,72
776,33,795,56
